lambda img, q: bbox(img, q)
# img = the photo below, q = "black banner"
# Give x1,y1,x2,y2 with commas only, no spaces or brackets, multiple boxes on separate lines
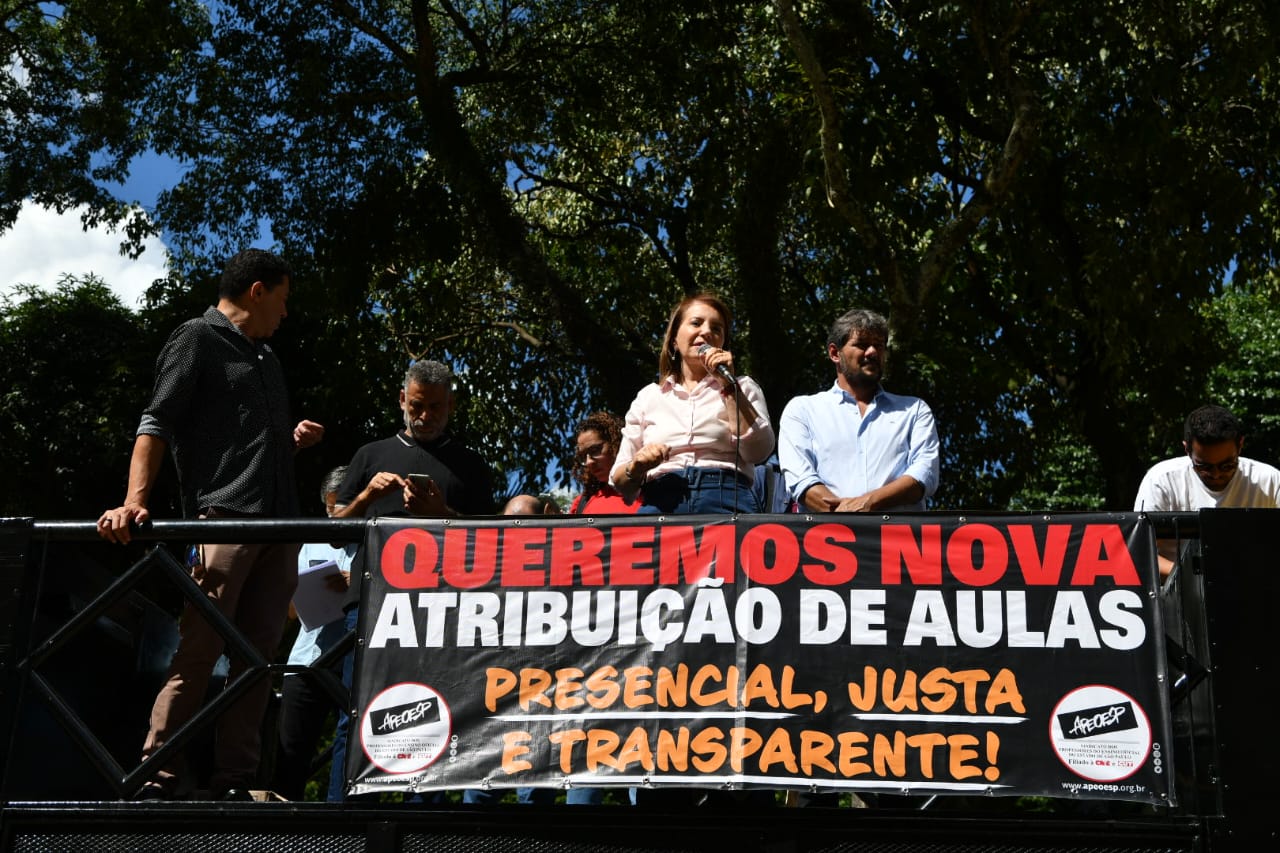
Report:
347,513,1173,805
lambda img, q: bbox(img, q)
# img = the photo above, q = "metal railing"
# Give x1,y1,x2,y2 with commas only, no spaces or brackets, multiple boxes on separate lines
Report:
0,512,1208,806
2,518,365,801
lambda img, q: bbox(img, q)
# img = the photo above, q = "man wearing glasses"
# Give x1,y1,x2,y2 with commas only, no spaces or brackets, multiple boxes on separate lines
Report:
1134,404,1280,577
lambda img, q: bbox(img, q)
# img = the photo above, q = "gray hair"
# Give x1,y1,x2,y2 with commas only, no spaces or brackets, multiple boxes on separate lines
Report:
320,465,348,502
827,308,889,351
405,359,454,391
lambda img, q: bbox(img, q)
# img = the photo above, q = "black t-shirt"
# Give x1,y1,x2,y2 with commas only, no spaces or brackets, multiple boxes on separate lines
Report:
339,430,496,608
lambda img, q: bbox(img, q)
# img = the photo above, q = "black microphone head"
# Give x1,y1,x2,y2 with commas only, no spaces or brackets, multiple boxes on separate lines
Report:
697,343,735,383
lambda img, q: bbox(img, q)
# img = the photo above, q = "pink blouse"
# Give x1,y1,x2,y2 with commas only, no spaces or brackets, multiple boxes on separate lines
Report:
614,373,774,485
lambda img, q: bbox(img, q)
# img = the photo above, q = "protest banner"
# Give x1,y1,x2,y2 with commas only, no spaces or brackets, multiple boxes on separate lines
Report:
346,513,1172,805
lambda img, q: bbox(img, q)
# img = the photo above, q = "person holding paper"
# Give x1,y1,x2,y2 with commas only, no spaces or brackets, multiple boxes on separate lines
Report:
272,466,353,800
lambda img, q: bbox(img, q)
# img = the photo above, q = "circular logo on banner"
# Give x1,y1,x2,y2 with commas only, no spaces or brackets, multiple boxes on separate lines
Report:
360,682,453,774
1049,684,1152,782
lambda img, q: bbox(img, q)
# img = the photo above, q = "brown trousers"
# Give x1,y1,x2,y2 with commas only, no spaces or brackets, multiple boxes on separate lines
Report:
142,535,300,794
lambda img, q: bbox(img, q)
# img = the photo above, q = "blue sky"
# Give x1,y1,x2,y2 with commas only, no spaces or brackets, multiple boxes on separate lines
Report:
0,152,573,498
0,152,179,310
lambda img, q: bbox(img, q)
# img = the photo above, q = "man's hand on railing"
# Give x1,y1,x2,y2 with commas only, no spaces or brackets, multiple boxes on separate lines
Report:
97,503,150,545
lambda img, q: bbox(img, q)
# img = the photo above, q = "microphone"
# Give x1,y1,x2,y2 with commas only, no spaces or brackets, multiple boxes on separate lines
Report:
698,343,737,386
698,344,759,424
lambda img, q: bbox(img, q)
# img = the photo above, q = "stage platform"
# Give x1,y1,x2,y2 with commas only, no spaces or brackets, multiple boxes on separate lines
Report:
2,511,1275,851
1,799,1209,853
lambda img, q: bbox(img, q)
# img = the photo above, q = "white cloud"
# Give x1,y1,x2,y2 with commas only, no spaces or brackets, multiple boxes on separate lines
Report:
0,201,170,311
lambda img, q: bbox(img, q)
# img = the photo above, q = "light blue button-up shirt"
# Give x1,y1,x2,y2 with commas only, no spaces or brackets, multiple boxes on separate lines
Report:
778,382,940,510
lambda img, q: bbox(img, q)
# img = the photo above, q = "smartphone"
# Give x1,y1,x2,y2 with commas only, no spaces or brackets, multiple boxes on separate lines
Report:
407,473,433,490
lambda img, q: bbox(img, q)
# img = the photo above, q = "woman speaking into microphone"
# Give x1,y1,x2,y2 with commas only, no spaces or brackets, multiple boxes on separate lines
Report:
611,292,774,515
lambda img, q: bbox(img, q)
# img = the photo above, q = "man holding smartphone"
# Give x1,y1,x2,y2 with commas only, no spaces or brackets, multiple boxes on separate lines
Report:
325,358,496,802
331,359,494,523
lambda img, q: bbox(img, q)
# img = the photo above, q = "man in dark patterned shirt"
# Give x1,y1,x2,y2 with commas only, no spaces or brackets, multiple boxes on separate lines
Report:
98,248,324,800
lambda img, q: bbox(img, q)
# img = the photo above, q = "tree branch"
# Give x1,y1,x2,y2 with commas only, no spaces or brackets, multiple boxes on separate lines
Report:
912,1,1042,310
328,0,415,65
438,0,492,69
771,0,903,297
425,320,546,351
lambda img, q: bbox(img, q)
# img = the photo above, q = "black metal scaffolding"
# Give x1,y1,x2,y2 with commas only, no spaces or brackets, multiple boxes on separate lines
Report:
1,510,1273,852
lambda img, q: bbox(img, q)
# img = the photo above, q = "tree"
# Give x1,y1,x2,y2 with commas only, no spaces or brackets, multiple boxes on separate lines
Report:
1203,269,1280,466
4,1,1279,509
0,277,156,517
0,1,207,248
767,0,1279,508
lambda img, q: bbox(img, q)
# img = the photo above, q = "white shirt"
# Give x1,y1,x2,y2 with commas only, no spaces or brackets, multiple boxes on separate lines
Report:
285,542,356,669
1133,456,1280,511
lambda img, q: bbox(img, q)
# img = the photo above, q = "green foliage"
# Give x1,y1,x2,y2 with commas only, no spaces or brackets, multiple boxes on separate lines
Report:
5,0,1280,512
0,0,208,245
0,277,155,517
1204,270,1280,465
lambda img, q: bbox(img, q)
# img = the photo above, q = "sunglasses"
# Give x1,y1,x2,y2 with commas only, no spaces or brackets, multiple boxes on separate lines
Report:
1190,456,1238,475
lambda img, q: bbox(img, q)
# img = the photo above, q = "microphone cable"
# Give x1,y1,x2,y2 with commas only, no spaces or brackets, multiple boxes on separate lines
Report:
729,371,747,516
736,383,746,515
700,341,755,516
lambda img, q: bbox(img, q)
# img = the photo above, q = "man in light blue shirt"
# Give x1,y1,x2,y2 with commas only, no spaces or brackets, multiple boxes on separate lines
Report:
779,308,939,512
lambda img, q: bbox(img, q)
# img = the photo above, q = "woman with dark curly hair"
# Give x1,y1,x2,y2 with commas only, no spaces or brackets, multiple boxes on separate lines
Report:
569,411,639,514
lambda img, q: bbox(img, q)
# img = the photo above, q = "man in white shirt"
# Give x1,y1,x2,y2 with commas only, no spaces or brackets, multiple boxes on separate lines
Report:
1134,404,1280,577
778,308,939,513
